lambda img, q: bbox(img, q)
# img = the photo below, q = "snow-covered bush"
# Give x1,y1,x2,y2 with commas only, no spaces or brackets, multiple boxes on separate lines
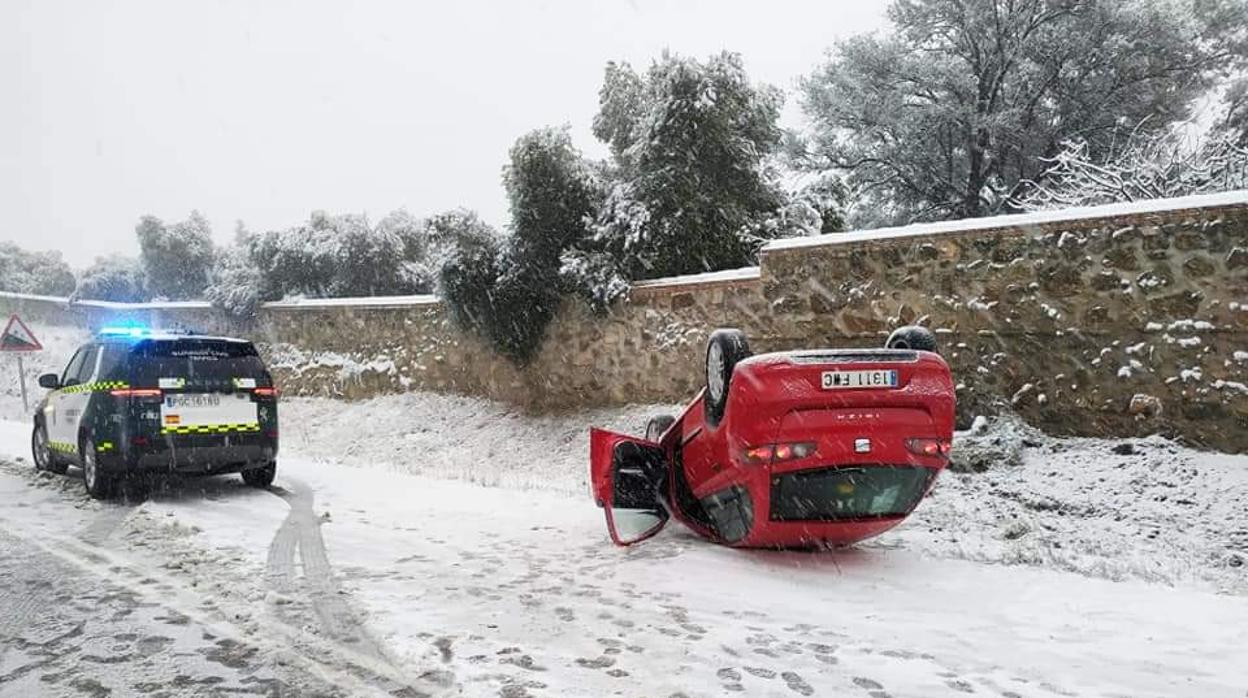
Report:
1013,129,1248,211
135,211,215,300
422,209,503,288
0,242,76,296
560,249,629,315
204,246,268,319
71,255,148,302
437,236,503,338
375,208,435,292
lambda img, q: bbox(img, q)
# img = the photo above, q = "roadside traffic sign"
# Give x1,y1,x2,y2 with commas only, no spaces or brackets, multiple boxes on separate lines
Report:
2,314,42,411
0,314,42,351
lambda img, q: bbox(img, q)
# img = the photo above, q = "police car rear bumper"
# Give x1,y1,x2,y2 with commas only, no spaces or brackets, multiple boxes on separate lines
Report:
101,434,278,474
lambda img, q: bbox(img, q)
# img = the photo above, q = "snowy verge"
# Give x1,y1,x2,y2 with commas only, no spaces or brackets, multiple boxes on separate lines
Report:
279,394,680,496
279,393,1248,595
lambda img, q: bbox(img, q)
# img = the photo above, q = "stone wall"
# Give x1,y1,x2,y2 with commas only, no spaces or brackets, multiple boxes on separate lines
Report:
2,191,1246,451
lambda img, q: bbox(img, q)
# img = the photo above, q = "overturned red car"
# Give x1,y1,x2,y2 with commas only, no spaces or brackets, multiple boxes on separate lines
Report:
590,327,955,548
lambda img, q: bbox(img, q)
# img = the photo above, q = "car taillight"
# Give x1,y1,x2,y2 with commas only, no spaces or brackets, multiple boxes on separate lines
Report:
742,442,817,464
110,388,163,398
906,438,952,458
253,387,279,398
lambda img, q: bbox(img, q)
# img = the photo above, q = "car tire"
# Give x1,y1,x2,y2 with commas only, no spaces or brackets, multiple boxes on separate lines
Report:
704,328,751,428
886,325,938,354
32,423,67,475
81,437,115,500
645,415,676,442
242,462,277,488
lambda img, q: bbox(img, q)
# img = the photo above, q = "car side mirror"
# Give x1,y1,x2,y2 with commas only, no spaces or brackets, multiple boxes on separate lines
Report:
37,373,60,390
606,441,669,545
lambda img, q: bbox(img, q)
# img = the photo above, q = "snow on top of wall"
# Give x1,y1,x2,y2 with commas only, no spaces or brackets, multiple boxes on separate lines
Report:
0,289,438,311
763,189,1248,253
0,291,213,310
263,294,440,309
630,266,760,289
0,291,75,305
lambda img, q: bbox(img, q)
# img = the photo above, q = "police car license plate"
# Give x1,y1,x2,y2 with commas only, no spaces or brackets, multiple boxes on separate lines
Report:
162,393,257,427
821,369,898,390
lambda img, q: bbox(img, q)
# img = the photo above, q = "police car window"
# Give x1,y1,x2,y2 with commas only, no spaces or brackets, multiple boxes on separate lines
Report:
128,339,268,384
75,345,100,384
98,343,127,381
61,348,87,386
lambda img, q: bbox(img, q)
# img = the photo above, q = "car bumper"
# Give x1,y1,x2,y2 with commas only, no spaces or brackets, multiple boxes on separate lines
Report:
98,434,278,475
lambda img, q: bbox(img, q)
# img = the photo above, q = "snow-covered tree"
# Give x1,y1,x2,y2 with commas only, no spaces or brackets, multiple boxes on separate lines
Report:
247,211,423,300
1013,128,1248,210
375,208,433,291
441,128,598,363
0,243,76,296
204,244,268,319
591,52,786,279
421,208,502,279
784,171,848,236
135,211,215,300
1216,77,1248,146
800,0,1248,227
72,255,148,303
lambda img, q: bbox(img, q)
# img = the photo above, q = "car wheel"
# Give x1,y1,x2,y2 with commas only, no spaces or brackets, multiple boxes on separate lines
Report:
32,424,67,475
645,415,676,442
242,462,277,488
886,325,938,354
704,329,751,428
81,437,115,500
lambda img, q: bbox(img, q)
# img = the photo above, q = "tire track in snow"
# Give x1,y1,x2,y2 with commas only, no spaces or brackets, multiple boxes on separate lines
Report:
266,477,451,694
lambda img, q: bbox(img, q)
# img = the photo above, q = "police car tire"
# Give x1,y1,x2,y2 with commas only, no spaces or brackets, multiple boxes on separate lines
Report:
81,437,115,500
645,415,676,442
705,329,751,428
242,462,276,488
32,424,67,475
885,325,938,354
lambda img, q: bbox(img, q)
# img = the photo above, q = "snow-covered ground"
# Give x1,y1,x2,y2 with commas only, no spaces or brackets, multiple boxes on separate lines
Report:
277,394,1248,595
2,319,1246,696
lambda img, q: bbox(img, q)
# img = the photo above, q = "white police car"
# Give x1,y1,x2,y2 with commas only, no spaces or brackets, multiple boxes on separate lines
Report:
31,327,279,499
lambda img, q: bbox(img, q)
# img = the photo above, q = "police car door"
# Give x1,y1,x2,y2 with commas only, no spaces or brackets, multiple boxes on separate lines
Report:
54,344,99,455
47,346,89,448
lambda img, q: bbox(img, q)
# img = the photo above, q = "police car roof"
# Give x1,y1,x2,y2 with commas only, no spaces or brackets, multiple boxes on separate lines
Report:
96,328,252,344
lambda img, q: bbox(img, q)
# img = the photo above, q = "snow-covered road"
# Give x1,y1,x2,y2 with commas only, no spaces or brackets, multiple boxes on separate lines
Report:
1,407,1246,697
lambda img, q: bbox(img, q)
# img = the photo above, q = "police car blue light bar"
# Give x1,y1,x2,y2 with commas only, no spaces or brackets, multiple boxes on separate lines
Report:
98,325,150,336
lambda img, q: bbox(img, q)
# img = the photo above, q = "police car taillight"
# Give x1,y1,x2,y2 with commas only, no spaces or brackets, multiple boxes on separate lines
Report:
110,388,163,398
253,387,278,398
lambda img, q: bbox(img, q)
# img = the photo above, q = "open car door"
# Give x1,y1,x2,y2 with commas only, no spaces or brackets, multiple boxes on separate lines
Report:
589,428,670,546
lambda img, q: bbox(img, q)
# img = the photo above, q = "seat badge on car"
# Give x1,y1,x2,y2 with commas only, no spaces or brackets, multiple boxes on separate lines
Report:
854,438,871,453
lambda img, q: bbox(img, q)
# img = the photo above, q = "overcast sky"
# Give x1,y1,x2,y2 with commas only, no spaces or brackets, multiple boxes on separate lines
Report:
1,0,889,266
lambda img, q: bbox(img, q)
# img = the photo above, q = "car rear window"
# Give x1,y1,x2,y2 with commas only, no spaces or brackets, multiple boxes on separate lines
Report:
124,338,270,387
770,466,934,521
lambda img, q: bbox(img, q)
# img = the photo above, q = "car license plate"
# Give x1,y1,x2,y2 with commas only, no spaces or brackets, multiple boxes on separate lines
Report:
821,369,898,389
167,394,221,409
161,392,256,427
